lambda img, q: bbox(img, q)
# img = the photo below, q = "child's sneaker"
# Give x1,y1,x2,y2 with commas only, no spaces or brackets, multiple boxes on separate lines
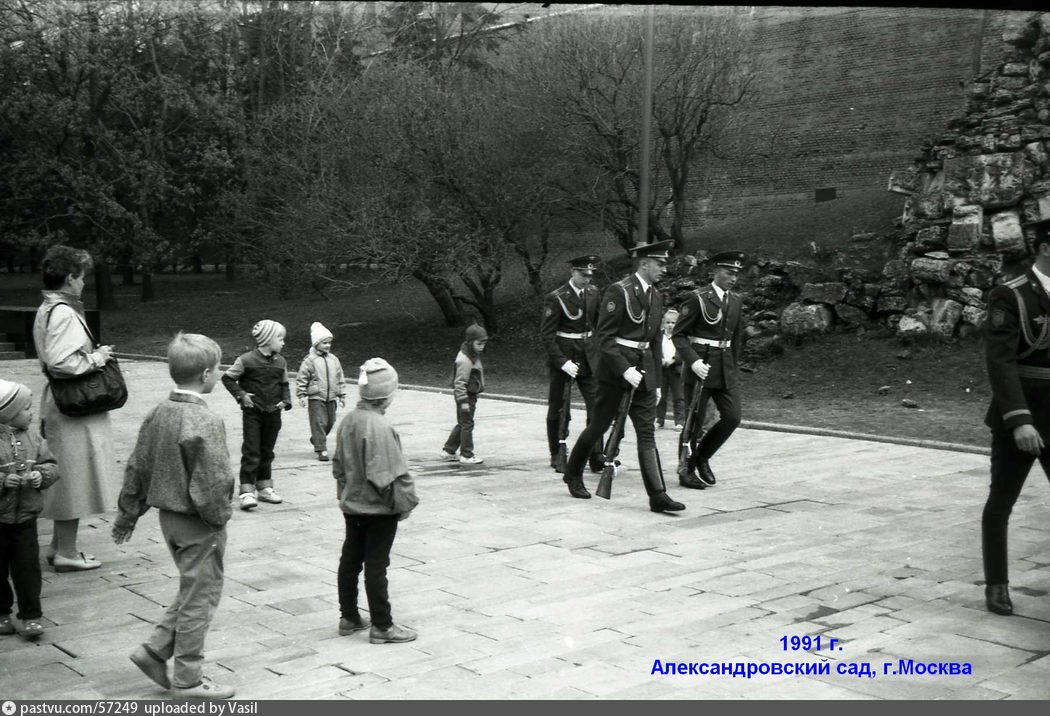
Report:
239,492,258,511
317,450,330,462
439,450,458,462
338,614,372,636
171,676,235,700
129,645,171,689
369,623,418,644
0,616,14,635
459,455,484,465
257,487,283,504
21,620,44,640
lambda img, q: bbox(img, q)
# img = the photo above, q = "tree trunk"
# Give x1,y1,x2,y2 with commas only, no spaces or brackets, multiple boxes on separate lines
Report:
121,262,135,285
193,252,203,273
412,270,463,326
225,244,237,281
141,272,155,302
94,263,117,310
29,246,39,273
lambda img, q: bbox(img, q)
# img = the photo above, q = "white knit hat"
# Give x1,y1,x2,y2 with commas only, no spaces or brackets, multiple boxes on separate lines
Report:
251,319,285,348
0,379,32,424
310,321,333,347
358,358,398,400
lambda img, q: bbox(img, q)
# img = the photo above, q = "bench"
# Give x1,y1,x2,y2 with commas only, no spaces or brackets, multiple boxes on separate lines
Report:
0,305,102,359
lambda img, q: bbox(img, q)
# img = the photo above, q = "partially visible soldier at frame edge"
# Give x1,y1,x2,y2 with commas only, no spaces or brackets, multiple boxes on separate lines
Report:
981,216,1050,618
672,251,747,490
560,239,686,514
539,254,604,475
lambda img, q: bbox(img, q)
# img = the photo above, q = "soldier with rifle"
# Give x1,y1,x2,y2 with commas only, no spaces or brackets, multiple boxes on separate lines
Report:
560,240,685,514
539,255,604,474
673,251,746,490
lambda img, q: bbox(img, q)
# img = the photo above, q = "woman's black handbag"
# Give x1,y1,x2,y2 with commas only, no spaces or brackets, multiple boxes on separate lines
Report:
46,358,128,417
42,302,128,417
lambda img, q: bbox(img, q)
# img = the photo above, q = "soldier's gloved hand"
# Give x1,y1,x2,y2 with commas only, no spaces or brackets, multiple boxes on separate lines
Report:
691,359,710,380
2,473,21,488
561,360,579,378
623,367,643,389
460,402,471,412
1012,424,1044,455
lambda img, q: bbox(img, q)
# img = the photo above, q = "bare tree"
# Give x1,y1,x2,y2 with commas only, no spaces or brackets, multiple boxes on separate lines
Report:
516,7,772,251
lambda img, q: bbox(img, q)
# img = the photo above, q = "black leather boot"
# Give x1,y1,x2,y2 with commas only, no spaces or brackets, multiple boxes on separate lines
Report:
563,474,591,499
678,469,707,490
695,459,716,486
985,584,1013,616
639,448,685,512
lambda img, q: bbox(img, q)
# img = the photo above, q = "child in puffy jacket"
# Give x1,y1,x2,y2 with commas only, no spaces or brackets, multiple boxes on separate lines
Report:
440,323,487,465
296,322,346,462
0,379,59,641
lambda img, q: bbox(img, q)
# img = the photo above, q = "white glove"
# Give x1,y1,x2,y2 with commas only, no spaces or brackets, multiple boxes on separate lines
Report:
691,359,710,380
655,388,662,403
623,366,643,388
561,360,579,378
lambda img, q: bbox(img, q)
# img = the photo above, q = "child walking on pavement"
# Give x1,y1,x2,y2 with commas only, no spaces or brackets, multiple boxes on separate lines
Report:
296,321,346,462
440,322,487,465
334,358,419,644
113,333,236,699
0,380,59,641
657,308,686,430
222,319,291,511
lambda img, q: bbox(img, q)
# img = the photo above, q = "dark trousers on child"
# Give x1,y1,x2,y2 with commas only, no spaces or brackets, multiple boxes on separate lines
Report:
657,363,685,426
143,511,226,689
308,399,338,454
338,514,399,630
443,394,478,458
239,408,282,491
0,519,42,620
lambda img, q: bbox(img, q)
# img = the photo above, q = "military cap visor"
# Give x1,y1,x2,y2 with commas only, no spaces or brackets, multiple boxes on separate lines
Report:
569,254,601,272
1028,217,1050,246
710,251,748,270
629,239,675,260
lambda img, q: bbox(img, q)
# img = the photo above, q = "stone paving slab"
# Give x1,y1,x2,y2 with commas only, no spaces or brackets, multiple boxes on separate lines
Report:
0,358,1049,700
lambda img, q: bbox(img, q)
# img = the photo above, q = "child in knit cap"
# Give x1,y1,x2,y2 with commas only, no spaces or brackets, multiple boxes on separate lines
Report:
440,322,487,465
296,321,347,462
0,380,59,641
333,358,419,644
222,319,291,511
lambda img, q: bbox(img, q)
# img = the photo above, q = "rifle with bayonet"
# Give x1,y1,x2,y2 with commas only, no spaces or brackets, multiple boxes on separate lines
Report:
596,372,640,500
678,346,711,479
554,375,574,473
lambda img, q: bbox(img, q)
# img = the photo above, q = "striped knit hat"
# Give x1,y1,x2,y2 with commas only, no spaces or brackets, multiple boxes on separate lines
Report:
251,319,285,348
0,379,32,424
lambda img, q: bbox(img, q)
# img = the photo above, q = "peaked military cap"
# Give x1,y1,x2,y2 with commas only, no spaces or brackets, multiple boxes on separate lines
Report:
628,239,675,260
1027,216,1050,248
710,251,748,270
569,254,601,273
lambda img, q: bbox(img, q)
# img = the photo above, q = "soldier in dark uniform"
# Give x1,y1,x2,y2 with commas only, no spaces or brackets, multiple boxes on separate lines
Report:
561,240,686,513
539,254,604,473
672,251,746,490
981,217,1050,616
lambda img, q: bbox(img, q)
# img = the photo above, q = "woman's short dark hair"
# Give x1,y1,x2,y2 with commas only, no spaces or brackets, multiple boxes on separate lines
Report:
41,245,93,290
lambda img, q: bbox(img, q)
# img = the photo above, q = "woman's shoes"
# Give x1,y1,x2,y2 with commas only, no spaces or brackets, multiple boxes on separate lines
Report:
52,551,102,572
45,548,96,567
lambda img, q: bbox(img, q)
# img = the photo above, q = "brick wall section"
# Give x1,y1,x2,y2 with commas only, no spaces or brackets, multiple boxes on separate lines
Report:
690,7,1031,226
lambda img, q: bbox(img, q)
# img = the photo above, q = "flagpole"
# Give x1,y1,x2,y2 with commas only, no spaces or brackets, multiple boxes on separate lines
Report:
636,5,655,248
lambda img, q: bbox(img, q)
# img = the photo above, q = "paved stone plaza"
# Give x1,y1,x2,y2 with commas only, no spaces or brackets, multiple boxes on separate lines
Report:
0,358,1048,700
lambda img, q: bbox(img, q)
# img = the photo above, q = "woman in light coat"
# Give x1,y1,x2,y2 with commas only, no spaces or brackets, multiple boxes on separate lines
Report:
32,246,116,572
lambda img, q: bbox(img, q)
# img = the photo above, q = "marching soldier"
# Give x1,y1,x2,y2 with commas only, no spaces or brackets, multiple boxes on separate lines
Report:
672,251,746,490
540,254,604,473
561,240,685,513
981,217,1050,616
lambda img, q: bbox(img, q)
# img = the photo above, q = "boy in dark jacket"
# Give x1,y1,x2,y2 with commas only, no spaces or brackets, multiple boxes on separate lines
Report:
113,332,236,699
222,319,291,510
0,380,59,641
334,358,419,644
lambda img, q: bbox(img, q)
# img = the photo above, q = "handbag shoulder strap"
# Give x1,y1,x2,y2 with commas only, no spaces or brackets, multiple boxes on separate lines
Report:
41,302,97,380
